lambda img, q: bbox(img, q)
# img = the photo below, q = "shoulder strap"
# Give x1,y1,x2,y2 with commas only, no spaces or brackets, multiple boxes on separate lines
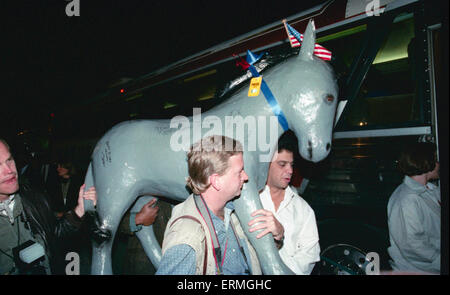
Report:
193,194,224,275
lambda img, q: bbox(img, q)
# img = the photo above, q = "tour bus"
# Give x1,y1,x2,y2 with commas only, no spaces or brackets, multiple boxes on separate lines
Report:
31,0,447,274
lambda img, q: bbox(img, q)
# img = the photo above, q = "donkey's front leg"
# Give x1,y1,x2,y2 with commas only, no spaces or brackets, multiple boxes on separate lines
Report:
233,180,294,275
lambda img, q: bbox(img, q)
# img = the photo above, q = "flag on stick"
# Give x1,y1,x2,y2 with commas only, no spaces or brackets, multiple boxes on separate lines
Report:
283,19,301,48
282,19,332,61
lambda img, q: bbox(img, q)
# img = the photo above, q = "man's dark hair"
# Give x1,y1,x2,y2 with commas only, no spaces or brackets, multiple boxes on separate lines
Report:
58,161,77,177
398,142,437,176
277,130,298,154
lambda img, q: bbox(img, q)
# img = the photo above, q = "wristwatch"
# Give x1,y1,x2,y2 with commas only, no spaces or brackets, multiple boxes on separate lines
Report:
129,212,142,232
274,235,284,249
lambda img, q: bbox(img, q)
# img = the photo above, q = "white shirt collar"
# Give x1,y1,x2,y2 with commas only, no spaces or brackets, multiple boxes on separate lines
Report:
260,185,295,212
0,194,15,207
0,194,16,223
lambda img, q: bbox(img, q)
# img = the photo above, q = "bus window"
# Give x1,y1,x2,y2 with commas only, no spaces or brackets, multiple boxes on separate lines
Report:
322,14,420,129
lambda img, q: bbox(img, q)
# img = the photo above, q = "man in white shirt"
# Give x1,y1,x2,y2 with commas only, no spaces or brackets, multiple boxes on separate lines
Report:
258,131,320,275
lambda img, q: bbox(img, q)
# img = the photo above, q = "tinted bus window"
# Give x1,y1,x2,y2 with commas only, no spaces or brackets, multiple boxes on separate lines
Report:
321,15,419,129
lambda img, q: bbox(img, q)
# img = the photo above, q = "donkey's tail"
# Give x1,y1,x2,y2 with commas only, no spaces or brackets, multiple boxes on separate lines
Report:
83,162,112,245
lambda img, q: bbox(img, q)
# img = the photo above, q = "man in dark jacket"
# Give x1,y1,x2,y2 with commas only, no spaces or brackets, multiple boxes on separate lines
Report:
0,138,97,275
46,161,84,217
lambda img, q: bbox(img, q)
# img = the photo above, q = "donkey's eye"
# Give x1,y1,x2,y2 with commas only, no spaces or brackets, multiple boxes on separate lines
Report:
325,94,335,104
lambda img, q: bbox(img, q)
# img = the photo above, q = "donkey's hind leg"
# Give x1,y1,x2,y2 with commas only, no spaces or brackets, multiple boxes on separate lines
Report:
90,188,137,275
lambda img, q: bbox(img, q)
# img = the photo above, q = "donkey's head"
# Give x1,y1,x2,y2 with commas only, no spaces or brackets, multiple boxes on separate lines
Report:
274,19,338,163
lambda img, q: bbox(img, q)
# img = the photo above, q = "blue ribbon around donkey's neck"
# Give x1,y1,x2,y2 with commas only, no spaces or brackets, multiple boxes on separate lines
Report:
247,62,289,132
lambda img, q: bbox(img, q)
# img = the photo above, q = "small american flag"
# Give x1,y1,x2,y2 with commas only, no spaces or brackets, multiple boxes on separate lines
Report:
283,20,332,61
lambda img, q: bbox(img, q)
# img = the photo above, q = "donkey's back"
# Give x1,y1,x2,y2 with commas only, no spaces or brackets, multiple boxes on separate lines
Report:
91,119,190,202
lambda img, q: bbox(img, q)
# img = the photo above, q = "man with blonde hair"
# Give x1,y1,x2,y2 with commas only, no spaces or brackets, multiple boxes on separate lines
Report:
156,135,284,275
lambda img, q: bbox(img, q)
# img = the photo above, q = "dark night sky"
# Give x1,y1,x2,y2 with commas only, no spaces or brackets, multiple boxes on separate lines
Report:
1,0,325,136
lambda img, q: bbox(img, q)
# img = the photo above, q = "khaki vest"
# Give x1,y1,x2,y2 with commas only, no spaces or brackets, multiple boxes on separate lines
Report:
161,195,261,275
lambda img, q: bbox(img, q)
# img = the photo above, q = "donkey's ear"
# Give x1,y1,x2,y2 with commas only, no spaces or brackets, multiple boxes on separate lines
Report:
298,19,316,61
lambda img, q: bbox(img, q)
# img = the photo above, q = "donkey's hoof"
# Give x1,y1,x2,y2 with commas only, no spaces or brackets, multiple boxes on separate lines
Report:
85,211,112,245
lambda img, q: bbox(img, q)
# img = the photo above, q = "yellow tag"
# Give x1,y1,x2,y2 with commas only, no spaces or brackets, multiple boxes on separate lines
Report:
248,76,262,97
